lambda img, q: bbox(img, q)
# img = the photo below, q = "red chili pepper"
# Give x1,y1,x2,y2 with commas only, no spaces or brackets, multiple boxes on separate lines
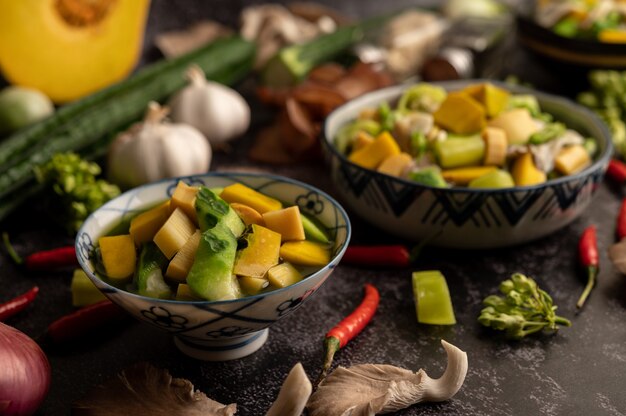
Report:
0,286,39,321
606,159,626,184
316,283,380,386
25,246,78,271
342,245,410,267
617,198,626,241
46,300,128,345
577,225,599,309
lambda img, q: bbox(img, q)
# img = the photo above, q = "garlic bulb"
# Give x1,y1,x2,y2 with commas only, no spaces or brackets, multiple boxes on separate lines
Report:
168,65,250,146
108,102,211,189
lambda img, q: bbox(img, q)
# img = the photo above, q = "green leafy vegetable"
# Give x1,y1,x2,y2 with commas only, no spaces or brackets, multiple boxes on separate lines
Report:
478,273,571,339
34,152,120,233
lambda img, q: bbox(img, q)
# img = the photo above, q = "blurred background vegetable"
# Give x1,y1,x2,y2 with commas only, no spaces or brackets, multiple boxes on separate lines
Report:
0,0,151,103
0,322,50,416
0,86,54,136
107,102,211,189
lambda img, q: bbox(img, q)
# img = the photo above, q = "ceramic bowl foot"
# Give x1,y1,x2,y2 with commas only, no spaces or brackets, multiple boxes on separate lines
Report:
174,328,269,361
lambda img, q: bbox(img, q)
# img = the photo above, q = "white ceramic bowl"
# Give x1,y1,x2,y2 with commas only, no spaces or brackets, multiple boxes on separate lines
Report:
322,80,612,249
76,172,351,360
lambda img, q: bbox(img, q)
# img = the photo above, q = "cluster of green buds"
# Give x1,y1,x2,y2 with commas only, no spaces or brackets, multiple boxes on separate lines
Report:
577,70,626,158
478,273,571,340
34,152,120,233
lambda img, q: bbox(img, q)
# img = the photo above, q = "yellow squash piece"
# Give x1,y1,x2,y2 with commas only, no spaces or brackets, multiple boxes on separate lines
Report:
554,145,591,175
129,201,171,246
267,262,303,288
377,152,413,177
231,203,265,226
353,131,375,152
220,183,282,214
153,208,196,259
0,0,151,103
482,126,508,166
165,229,201,282
433,92,486,134
279,241,331,267
176,284,200,301
511,152,547,186
239,276,270,295
262,206,306,241
70,269,107,307
98,234,136,280
488,108,539,145
348,131,401,169
598,29,626,43
442,166,498,185
170,182,199,225
462,83,510,117
234,224,281,278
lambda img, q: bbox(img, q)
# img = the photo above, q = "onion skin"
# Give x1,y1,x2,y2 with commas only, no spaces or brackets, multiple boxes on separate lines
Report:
0,323,51,416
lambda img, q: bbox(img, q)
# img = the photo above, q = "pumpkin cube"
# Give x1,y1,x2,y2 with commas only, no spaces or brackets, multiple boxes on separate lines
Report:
377,152,413,177
170,181,199,225
234,224,281,278
262,206,306,241
348,131,400,169
153,208,196,259
462,83,510,117
267,262,303,288
129,201,171,245
165,229,201,282
433,92,486,134
98,234,136,280
279,241,331,267
176,284,200,301
231,202,265,226
353,131,375,152
554,144,591,175
511,152,546,186
220,183,282,214
239,276,270,295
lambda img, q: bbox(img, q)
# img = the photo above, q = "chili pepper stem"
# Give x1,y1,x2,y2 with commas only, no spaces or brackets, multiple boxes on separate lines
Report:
2,232,23,265
315,336,341,388
576,266,597,309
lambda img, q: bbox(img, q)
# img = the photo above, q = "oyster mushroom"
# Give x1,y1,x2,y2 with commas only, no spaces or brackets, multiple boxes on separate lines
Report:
307,340,468,416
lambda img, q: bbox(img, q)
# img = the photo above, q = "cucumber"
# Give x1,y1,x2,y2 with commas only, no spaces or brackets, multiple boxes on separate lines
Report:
187,224,241,301
136,243,171,299
195,186,245,237
0,36,255,219
301,213,330,244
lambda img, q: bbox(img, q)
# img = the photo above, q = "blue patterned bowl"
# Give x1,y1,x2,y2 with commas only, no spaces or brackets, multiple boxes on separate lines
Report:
75,172,350,360
322,80,612,249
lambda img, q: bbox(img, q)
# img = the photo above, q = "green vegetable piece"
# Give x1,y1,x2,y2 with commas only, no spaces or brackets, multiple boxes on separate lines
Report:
301,212,330,244
397,83,447,113
136,243,171,299
478,273,571,339
34,152,120,233
195,186,245,237
0,86,53,136
334,119,381,155
71,269,107,307
434,135,485,169
506,94,541,117
553,17,579,38
528,122,566,145
408,167,448,188
378,102,395,132
410,131,429,157
468,170,515,189
187,224,241,301
583,138,598,157
412,270,456,325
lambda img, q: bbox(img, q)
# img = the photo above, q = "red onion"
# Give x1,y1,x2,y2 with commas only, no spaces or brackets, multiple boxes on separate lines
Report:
0,323,50,416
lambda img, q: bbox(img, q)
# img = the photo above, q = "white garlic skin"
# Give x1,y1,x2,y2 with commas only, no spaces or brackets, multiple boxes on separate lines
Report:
108,103,212,190
168,66,251,145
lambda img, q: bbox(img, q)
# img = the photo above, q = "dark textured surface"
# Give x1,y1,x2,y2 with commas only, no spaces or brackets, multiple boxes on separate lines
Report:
2,1,626,415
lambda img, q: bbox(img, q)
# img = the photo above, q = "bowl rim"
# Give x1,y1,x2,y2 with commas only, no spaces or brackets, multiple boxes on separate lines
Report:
322,79,613,195
76,171,352,306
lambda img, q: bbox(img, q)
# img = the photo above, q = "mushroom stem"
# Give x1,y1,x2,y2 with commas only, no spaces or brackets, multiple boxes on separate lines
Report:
266,363,312,416
420,339,469,402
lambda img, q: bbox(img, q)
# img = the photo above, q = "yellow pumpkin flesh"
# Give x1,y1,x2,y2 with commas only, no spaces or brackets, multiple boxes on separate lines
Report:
0,0,151,103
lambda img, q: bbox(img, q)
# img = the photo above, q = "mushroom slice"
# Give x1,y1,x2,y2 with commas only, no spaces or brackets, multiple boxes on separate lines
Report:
307,340,468,416
72,363,236,416
609,239,626,274
266,363,312,416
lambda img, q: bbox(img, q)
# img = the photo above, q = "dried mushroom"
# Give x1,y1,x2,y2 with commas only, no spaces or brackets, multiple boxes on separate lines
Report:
306,340,468,416
72,363,236,416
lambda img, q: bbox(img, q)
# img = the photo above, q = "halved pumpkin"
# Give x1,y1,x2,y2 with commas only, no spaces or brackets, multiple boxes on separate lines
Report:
0,0,151,103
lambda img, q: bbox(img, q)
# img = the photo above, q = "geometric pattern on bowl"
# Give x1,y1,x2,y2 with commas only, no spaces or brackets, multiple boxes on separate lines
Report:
323,80,612,249
76,172,351,360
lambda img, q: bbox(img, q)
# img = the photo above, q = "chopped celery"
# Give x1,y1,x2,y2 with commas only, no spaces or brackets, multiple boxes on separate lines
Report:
412,270,456,325
528,122,565,145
